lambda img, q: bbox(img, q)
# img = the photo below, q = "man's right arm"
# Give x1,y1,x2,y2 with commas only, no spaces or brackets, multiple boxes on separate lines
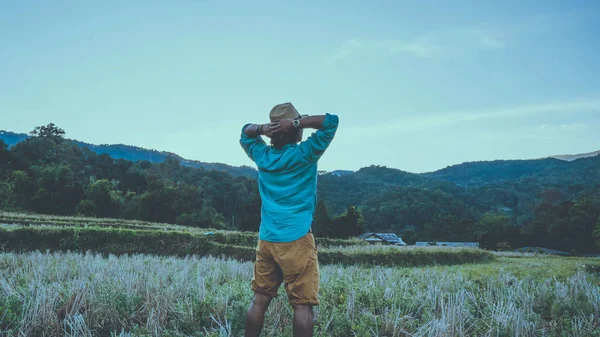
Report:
297,115,326,130
298,113,339,162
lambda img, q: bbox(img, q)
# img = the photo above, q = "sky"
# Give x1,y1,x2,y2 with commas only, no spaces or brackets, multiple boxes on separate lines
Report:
1,0,599,173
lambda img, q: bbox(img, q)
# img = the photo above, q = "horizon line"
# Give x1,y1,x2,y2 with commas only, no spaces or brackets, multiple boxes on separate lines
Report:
2,128,599,175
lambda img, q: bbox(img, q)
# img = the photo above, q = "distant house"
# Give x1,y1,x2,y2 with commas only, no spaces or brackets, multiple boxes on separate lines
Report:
415,241,480,248
358,232,407,246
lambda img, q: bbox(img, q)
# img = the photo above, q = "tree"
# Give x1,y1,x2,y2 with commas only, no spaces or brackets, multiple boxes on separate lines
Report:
523,195,600,254
420,213,474,242
28,165,84,214
121,169,147,193
120,192,142,219
401,228,417,245
474,213,519,249
176,205,225,229
236,193,261,232
11,170,36,208
340,205,365,237
0,140,11,184
137,179,178,223
326,205,365,239
76,199,95,216
313,199,332,237
523,200,568,248
594,217,600,249
84,179,122,218
561,197,600,254
29,123,65,140
0,140,10,167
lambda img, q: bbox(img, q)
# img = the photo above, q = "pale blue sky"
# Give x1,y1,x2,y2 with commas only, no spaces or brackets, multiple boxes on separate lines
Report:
1,0,599,172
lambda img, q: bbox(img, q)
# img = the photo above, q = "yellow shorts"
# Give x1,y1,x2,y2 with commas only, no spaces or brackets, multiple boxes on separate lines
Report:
251,232,320,306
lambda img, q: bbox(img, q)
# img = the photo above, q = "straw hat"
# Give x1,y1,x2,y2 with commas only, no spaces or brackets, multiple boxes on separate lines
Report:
269,102,303,122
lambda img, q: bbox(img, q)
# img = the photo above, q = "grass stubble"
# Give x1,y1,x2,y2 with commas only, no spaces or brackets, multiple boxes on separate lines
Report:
1,251,599,337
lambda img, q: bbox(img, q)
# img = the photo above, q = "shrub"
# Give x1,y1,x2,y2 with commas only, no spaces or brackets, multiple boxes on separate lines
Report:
75,199,95,216
496,241,513,251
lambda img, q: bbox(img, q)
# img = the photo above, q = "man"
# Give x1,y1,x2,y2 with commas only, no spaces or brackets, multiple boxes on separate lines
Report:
239,102,339,337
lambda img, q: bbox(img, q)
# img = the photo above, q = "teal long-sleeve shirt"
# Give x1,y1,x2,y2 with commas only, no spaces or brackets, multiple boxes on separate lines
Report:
240,113,339,242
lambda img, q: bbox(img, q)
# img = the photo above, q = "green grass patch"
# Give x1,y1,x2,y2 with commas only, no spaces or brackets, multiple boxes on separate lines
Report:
443,255,600,282
0,211,368,248
0,225,493,267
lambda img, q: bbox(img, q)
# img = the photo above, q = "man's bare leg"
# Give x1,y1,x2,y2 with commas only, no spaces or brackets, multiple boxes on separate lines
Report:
293,304,314,337
245,293,272,337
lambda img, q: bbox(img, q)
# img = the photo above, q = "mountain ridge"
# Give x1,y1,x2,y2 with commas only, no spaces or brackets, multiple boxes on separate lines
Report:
2,129,598,182
1,130,256,177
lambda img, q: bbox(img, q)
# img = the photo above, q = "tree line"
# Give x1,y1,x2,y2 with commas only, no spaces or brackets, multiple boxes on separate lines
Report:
1,124,599,253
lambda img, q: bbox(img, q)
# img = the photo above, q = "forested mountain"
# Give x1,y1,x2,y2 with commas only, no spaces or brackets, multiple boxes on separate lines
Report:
1,124,599,253
421,157,600,187
0,130,256,178
422,159,569,186
0,130,29,147
318,161,600,253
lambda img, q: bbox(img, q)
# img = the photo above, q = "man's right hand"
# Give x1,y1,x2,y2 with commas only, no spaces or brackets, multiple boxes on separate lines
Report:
269,119,294,135
263,123,275,138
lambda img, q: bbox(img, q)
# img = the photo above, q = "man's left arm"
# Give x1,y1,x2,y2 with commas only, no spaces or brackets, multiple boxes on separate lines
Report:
243,123,273,138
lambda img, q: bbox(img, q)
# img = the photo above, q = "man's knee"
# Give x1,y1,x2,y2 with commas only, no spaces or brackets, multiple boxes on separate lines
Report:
293,304,313,317
251,292,273,310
